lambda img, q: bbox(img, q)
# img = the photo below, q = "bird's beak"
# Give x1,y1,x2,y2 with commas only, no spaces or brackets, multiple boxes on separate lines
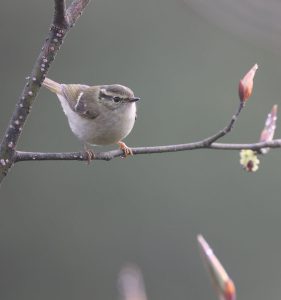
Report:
129,97,141,102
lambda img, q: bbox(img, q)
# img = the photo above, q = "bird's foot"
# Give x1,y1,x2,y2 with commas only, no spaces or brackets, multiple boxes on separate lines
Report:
118,141,133,158
84,145,95,164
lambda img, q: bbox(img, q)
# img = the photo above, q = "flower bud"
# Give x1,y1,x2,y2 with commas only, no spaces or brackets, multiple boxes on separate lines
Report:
224,279,236,300
239,64,258,102
240,149,260,172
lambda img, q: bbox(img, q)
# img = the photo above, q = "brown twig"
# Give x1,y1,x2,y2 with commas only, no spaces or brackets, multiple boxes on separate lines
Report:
14,139,281,163
201,102,245,145
0,0,90,182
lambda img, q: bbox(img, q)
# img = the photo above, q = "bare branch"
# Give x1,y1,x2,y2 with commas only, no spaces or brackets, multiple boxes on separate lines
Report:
54,0,67,28
0,0,90,182
66,0,90,27
201,102,244,145
14,139,281,163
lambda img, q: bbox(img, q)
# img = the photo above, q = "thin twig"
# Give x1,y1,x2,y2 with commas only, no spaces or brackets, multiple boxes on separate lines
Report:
14,139,281,163
201,102,245,145
0,0,90,182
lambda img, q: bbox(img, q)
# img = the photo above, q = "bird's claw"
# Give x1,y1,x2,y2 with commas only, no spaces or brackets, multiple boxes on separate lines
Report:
84,146,95,164
118,141,133,158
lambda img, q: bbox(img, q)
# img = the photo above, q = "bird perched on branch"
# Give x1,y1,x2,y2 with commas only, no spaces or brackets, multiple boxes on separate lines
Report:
42,77,140,159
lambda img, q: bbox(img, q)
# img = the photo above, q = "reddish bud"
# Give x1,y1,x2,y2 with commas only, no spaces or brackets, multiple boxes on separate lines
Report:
224,280,236,300
239,64,258,102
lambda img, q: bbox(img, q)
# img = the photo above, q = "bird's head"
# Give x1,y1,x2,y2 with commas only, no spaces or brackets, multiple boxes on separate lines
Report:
98,84,140,109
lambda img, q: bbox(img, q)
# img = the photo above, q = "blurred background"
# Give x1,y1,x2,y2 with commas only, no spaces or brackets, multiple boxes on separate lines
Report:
1,0,281,299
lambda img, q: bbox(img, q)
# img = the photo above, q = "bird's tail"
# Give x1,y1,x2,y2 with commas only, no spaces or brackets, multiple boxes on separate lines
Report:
42,77,62,94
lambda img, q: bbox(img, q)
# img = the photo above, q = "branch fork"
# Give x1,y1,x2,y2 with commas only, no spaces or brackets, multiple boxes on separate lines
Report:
0,0,89,182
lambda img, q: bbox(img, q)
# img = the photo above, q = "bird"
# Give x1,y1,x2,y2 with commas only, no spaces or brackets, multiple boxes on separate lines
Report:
42,77,140,160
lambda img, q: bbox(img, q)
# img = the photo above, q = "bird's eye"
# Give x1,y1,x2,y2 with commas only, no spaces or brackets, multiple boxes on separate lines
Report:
113,96,122,103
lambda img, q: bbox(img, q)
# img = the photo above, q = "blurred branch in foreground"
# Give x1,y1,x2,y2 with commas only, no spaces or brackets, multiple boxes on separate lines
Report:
198,235,236,300
118,264,147,300
117,236,237,300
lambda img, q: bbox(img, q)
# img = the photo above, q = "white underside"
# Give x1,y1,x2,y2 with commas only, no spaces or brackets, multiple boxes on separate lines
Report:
57,95,136,145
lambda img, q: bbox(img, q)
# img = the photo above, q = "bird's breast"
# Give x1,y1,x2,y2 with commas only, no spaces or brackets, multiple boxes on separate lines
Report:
58,95,136,145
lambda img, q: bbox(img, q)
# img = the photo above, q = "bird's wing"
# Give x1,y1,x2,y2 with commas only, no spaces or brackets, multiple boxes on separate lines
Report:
61,85,101,119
